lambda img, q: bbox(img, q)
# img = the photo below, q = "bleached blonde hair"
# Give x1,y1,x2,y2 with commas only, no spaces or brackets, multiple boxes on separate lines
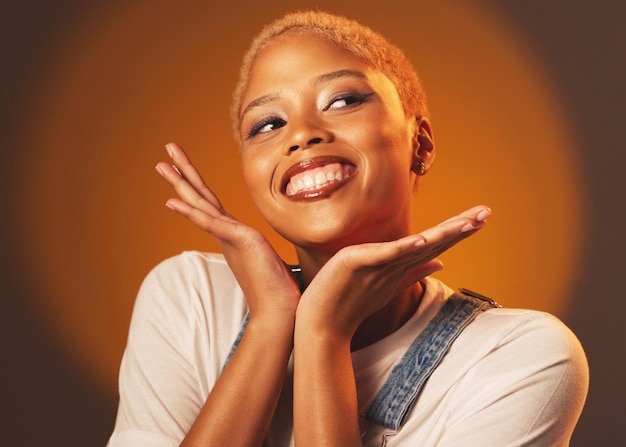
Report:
230,10,428,143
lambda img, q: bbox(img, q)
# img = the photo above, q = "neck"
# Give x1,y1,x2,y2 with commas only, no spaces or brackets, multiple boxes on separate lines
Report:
294,246,331,288
350,281,424,351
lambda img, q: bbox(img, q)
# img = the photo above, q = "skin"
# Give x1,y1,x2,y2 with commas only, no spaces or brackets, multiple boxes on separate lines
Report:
156,31,491,447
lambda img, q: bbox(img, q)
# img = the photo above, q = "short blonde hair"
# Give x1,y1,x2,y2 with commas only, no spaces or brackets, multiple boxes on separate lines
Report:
230,10,428,142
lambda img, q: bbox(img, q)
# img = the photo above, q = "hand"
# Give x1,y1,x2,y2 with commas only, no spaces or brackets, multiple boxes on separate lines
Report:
296,205,491,338
155,142,301,320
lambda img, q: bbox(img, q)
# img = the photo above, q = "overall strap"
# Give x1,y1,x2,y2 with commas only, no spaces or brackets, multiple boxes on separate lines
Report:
365,289,500,430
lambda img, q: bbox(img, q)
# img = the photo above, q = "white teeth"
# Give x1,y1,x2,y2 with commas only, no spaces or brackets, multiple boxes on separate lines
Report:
286,162,352,196
316,171,327,185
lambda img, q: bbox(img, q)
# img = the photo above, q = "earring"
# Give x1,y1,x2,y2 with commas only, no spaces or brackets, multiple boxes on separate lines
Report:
418,161,426,175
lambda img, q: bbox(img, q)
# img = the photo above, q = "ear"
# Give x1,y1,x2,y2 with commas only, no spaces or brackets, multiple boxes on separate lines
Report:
411,117,436,175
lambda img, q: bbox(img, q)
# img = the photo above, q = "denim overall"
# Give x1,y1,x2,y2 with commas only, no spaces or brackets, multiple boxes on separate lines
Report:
225,268,500,439
365,288,500,431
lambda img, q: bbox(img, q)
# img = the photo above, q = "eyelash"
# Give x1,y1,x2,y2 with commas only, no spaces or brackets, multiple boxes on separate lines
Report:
245,91,374,139
246,116,287,139
324,92,374,110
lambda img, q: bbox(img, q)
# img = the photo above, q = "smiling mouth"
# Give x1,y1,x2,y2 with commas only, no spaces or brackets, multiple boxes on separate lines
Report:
283,160,356,199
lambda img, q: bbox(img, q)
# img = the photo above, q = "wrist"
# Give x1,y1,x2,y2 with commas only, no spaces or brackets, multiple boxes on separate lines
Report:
296,301,357,341
294,317,353,353
247,312,296,338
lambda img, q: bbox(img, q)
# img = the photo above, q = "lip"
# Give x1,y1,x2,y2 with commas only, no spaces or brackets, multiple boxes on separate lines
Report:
281,155,357,201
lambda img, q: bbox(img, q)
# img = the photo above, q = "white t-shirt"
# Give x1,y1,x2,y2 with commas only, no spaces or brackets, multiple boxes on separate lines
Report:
107,251,588,447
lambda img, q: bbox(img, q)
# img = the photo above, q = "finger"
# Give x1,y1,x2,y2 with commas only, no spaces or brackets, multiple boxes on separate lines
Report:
165,142,226,212
381,210,488,275
421,205,492,243
156,161,229,220
165,198,242,241
396,220,486,273
155,162,210,209
434,205,491,229
416,228,478,261
398,259,444,289
353,205,491,270
389,215,479,263
338,233,428,268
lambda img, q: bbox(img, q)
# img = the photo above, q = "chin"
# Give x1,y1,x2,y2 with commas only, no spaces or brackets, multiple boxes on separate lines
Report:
289,224,389,255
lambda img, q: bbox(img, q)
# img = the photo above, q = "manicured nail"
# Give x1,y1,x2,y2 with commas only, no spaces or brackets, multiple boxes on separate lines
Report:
461,222,475,232
414,237,427,247
155,164,164,176
165,200,175,210
165,143,174,158
476,207,492,221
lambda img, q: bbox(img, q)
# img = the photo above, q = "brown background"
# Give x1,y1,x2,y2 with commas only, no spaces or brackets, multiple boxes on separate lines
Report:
1,0,624,445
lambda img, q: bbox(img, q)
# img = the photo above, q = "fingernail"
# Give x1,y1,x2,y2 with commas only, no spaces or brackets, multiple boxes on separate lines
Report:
476,207,492,221
165,143,174,158
414,237,427,247
165,200,175,210
155,164,164,176
461,222,475,232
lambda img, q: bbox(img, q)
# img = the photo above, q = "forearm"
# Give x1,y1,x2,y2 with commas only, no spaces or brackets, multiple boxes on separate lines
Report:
293,326,363,447
181,316,294,447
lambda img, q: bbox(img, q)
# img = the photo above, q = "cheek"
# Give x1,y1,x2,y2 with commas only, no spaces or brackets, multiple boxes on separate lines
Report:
240,149,275,202
358,120,413,165
352,107,411,146
360,122,415,192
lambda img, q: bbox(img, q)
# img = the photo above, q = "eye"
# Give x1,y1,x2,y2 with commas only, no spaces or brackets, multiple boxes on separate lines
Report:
325,92,374,110
246,116,287,139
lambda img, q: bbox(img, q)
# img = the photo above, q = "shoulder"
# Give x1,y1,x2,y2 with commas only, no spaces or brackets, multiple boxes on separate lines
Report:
448,303,589,412
431,281,589,400
429,295,587,444
391,281,589,445
112,252,245,444
472,307,587,364
142,251,233,288
425,279,588,368
130,251,246,335
138,251,239,304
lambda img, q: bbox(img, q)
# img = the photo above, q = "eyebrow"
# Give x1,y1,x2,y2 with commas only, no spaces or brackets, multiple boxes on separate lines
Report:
314,69,367,85
239,69,368,121
240,93,280,120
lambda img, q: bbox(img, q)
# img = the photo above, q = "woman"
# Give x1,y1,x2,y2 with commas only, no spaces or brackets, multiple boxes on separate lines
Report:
108,11,588,447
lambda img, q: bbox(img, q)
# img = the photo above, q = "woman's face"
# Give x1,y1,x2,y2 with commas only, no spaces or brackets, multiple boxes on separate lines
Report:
238,32,429,252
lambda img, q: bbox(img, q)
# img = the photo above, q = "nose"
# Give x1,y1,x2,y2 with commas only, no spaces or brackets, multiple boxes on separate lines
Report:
285,116,334,154
288,137,323,152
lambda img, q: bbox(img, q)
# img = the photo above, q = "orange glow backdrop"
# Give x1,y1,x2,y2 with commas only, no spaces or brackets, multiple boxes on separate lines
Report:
12,0,585,397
